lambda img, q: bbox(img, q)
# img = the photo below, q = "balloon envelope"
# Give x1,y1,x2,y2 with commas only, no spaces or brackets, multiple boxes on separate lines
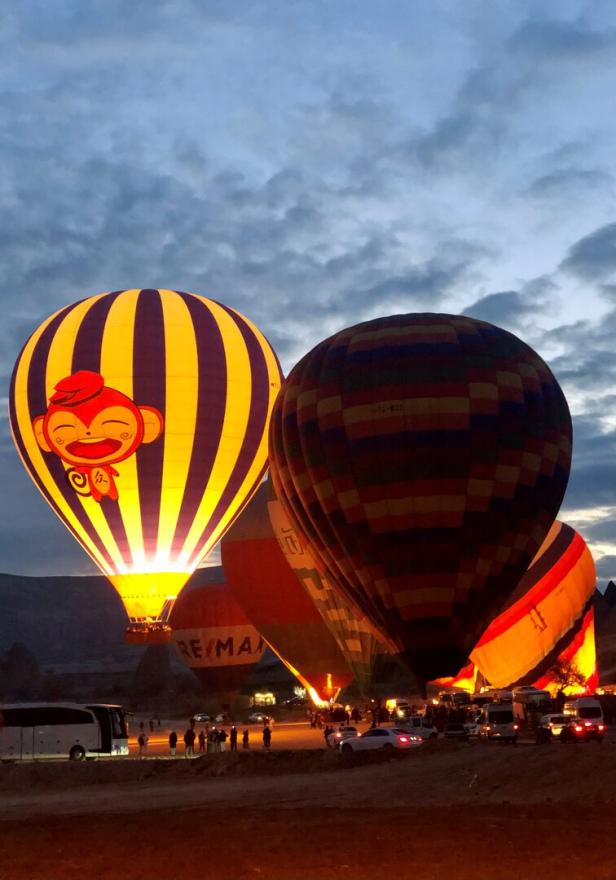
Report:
266,480,391,693
10,289,281,640
269,313,572,684
471,521,597,691
170,567,266,709
221,483,354,704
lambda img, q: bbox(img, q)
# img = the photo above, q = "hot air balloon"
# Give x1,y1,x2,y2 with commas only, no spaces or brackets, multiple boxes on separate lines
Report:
470,521,597,692
9,289,281,643
221,483,354,705
266,480,393,693
269,313,572,686
170,566,266,711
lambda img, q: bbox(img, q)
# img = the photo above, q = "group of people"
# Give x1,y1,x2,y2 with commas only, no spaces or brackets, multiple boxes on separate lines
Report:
169,724,271,756
137,718,274,758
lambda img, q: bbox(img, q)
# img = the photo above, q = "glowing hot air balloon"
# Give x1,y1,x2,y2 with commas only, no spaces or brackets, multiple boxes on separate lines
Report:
269,313,572,686
9,289,281,642
470,521,597,691
221,483,354,705
170,567,266,711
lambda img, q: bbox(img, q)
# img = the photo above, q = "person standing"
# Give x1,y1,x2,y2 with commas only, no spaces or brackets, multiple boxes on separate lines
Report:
218,728,228,753
169,730,178,757
138,732,147,757
242,728,250,750
229,725,238,751
184,727,196,758
198,730,206,753
262,724,272,749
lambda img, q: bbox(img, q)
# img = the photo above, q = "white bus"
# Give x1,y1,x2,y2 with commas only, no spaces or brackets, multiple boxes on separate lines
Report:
0,703,129,761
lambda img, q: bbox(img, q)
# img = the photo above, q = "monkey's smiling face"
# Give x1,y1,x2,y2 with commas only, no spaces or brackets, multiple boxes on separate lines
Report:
46,404,142,465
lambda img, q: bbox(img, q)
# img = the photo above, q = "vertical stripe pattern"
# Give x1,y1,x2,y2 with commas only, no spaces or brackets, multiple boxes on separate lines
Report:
9,289,282,623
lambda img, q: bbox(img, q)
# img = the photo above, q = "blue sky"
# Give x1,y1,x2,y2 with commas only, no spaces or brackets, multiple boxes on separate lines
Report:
1,0,614,582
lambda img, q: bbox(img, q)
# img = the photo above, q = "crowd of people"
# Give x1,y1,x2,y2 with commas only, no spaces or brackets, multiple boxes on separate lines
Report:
168,720,273,757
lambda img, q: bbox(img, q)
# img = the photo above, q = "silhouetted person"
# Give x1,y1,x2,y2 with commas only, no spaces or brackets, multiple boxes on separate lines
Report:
263,724,272,749
184,727,196,757
230,726,238,751
138,733,147,757
198,730,206,753
169,730,178,757
242,728,250,749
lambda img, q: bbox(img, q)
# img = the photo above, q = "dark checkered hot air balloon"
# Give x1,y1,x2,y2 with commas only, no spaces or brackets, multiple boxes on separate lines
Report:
269,313,572,687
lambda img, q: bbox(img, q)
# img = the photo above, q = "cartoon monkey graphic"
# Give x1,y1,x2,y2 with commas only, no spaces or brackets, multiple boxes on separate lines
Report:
33,370,164,502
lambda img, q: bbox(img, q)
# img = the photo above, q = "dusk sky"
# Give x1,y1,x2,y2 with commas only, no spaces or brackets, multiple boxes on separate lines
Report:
1,1,614,583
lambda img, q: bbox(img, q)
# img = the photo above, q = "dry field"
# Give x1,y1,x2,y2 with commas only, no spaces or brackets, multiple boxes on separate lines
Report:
1,741,615,879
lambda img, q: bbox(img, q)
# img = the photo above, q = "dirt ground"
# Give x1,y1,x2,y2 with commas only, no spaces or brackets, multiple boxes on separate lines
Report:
2,742,616,879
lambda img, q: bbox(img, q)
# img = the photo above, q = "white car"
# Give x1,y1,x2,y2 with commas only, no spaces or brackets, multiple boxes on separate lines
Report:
247,711,270,723
339,727,423,753
193,713,211,723
326,726,358,748
537,713,568,738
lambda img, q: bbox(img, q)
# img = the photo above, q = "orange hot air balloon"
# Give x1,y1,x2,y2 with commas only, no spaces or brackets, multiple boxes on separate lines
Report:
221,483,353,705
266,480,393,693
471,521,597,691
269,313,572,685
9,289,281,643
170,567,266,710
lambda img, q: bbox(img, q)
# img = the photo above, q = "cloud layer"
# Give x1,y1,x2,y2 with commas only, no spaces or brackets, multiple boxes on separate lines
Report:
1,0,614,581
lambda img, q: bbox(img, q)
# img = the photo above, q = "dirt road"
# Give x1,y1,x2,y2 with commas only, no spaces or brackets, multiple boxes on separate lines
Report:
1,741,615,879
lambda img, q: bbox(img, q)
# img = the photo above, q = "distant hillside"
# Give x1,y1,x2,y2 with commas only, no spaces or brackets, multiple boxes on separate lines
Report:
1,569,615,684
0,566,225,669
596,581,616,685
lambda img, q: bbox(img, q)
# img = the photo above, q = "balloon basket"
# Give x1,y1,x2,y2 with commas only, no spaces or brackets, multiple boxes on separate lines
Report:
125,623,172,645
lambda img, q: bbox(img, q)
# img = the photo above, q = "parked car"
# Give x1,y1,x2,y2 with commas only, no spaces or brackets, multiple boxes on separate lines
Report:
193,713,211,723
339,727,423,753
247,711,270,723
535,713,568,743
464,721,480,737
444,722,469,740
401,715,438,739
559,718,605,743
326,726,358,748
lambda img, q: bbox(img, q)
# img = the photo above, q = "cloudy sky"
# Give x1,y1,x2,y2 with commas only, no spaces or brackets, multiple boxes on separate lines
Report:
1,0,614,584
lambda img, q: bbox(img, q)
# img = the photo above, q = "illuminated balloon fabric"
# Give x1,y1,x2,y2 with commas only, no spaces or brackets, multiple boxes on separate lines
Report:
471,521,596,689
431,661,478,694
220,483,354,703
441,606,597,696
266,481,391,693
269,313,572,684
170,569,266,708
9,289,282,637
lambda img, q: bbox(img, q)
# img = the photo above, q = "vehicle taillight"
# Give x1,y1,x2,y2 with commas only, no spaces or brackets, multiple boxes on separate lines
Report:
513,724,519,730
399,736,409,743
575,725,583,732
598,724,605,731
584,721,591,727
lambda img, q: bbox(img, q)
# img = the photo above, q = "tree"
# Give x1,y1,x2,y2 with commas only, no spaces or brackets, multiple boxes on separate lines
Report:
549,659,587,708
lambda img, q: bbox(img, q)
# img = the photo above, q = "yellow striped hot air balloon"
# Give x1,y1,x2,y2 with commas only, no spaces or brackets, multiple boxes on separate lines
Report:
9,289,281,642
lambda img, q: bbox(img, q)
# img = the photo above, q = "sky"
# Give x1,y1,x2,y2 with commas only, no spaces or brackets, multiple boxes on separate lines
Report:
1,0,614,584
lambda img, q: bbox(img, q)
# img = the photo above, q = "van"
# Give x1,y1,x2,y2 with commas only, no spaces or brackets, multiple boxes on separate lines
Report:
479,703,518,743
403,715,438,739
563,697,603,723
